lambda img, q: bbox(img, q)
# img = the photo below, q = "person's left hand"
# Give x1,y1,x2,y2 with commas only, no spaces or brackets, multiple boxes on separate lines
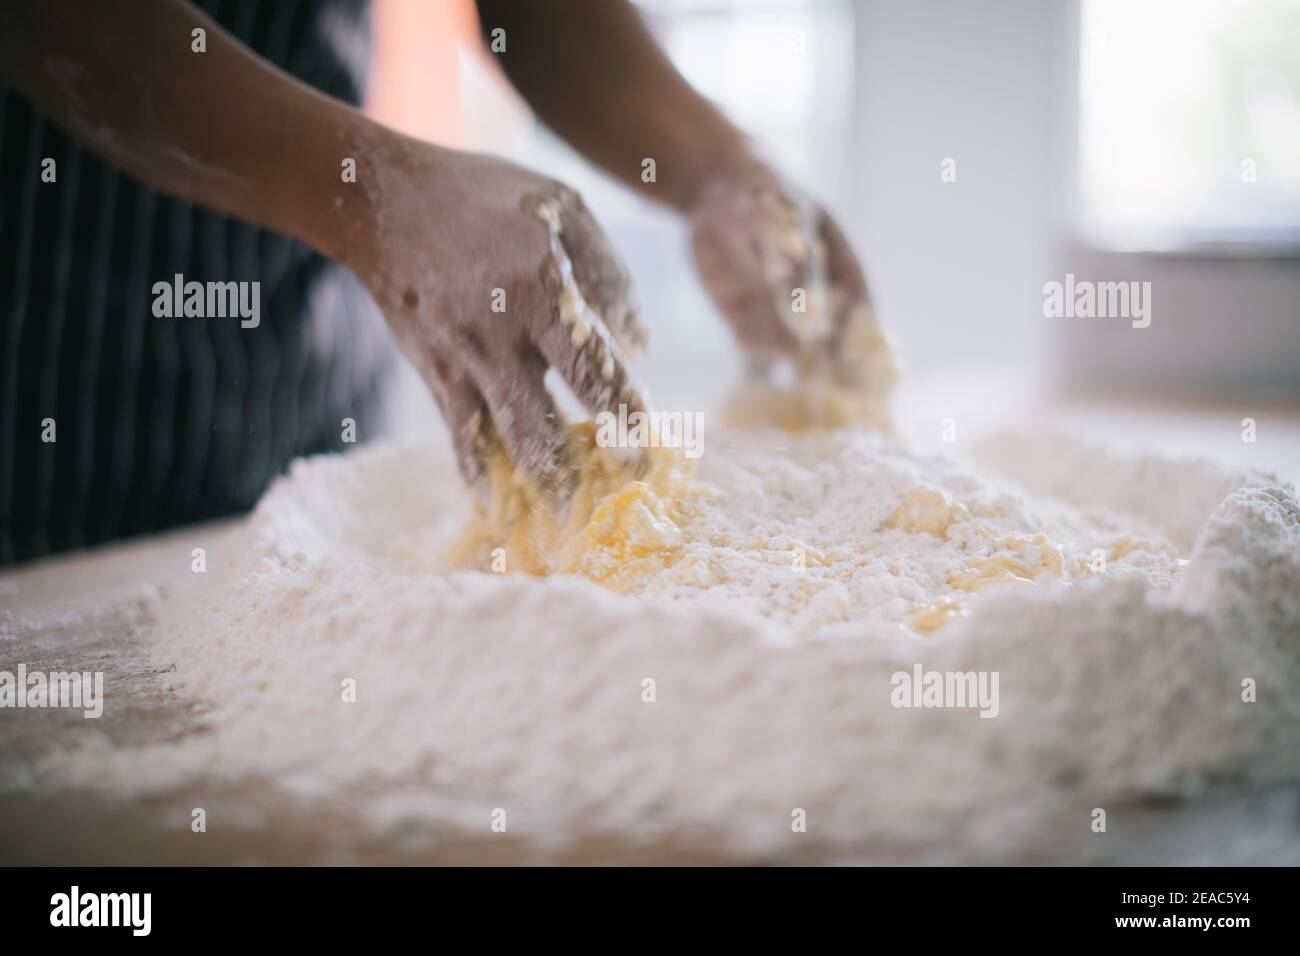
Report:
689,158,869,370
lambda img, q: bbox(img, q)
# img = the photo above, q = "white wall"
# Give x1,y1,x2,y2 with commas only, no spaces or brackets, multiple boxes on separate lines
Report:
849,0,1072,380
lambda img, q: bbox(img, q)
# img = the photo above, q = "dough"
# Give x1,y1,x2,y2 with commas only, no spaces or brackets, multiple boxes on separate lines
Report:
28,284,1300,862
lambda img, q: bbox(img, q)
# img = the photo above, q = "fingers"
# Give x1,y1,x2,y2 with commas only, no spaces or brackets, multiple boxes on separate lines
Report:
690,173,839,358
820,210,869,306
691,201,801,358
816,210,876,378
411,320,575,503
440,377,493,494
408,341,491,493
557,192,648,358
454,324,576,503
529,254,650,427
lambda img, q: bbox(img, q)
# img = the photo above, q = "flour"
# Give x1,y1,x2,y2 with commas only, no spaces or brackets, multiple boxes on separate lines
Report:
29,417,1300,861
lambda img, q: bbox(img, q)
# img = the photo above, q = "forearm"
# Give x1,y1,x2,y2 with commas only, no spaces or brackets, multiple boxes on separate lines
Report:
0,0,377,264
476,0,753,211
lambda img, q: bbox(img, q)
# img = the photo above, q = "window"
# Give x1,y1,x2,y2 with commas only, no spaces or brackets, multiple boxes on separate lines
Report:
1078,0,1300,250
636,0,856,188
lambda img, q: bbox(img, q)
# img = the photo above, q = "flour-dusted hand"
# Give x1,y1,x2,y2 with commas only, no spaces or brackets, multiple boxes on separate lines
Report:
346,137,649,500
690,159,869,370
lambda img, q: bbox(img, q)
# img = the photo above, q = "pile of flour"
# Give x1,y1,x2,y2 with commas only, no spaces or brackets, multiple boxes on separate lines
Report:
32,425,1300,861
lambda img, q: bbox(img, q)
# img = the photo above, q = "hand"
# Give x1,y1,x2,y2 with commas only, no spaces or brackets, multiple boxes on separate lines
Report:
345,136,649,500
690,158,869,373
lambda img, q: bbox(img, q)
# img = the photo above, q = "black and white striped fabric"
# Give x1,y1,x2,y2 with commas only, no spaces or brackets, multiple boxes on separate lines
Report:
0,0,394,566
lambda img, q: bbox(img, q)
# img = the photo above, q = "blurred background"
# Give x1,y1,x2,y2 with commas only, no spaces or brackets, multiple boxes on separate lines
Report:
368,0,1300,477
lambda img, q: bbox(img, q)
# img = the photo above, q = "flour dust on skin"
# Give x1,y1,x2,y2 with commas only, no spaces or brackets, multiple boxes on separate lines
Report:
25,300,1300,863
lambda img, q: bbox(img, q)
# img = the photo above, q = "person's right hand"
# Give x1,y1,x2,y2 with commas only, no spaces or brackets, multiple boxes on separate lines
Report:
344,136,649,501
